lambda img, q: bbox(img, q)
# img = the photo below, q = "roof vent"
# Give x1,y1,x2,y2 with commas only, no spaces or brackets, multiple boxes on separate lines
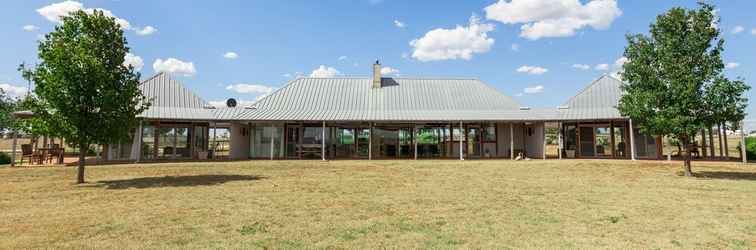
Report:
226,98,237,108
519,107,531,110
372,60,381,88
203,105,216,109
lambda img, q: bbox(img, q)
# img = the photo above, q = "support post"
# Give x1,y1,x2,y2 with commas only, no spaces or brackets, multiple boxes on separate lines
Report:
459,121,464,161
542,123,546,160
270,125,275,160
322,121,326,161
368,123,372,160
413,126,418,160
629,119,636,161
10,131,17,167
666,136,672,161
211,124,216,160
708,127,715,158
135,120,143,163
510,123,514,160
558,122,563,160
742,120,747,164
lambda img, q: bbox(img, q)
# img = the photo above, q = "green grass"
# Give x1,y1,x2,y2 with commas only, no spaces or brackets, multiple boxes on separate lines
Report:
1,160,755,249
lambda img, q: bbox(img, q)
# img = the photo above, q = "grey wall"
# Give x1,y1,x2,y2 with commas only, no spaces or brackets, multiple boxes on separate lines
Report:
229,122,250,160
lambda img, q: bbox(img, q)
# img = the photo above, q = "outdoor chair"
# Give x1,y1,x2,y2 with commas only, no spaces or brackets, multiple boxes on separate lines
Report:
20,144,41,165
47,144,63,164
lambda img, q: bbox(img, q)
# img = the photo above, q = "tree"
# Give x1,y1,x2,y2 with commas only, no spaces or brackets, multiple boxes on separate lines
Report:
618,2,749,176
20,10,148,183
0,90,18,134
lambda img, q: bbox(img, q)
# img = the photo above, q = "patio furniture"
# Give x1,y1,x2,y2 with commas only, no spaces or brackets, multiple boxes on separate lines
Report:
46,144,64,164
20,144,41,165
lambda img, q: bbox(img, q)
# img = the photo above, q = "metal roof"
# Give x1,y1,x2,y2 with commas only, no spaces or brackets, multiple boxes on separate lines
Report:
139,73,210,109
559,75,626,120
232,77,526,121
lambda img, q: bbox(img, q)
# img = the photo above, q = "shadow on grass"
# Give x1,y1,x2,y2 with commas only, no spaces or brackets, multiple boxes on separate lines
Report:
93,175,266,189
691,171,756,181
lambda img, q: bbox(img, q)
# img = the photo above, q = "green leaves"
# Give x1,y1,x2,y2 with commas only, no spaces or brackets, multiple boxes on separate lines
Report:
617,2,748,143
19,9,148,148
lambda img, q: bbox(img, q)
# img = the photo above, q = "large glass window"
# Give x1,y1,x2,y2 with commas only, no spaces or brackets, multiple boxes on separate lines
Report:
356,128,370,157
251,126,284,159
210,128,230,158
141,125,155,159
595,127,611,157
634,128,658,159
613,125,626,158
335,128,355,158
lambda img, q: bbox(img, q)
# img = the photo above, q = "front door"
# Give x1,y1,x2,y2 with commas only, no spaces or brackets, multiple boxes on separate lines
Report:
579,127,595,157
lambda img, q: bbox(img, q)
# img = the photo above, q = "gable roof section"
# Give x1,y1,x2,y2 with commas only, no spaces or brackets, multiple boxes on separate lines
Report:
138,73,216,120
233,77,527,121
559,75,626,120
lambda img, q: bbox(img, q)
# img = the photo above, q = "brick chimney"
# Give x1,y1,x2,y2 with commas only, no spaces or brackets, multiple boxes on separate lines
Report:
372,60,381,88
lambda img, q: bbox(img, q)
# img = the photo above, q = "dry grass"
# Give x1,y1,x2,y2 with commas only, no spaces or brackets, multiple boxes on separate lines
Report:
1,160,755,249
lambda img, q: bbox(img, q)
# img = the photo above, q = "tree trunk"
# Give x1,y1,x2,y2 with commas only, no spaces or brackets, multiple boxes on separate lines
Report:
717,123,723,158
723,123,729,158
682,138,693,177
77,144,87,184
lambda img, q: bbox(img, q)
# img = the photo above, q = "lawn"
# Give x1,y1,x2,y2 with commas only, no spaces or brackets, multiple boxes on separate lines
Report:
1,160,755,249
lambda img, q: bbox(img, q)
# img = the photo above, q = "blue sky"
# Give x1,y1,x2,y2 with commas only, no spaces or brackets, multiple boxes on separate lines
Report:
1,0,754,120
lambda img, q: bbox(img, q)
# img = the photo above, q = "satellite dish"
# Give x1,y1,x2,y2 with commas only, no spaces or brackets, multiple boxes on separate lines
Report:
226,98,237,108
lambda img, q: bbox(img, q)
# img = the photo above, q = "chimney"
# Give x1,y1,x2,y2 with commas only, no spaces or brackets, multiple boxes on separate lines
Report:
372,60,381,88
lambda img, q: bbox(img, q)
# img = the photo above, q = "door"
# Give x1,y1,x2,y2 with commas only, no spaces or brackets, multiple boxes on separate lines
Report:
579,127,595,157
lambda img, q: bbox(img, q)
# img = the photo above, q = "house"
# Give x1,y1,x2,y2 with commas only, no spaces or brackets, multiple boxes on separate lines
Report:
105,61,662,162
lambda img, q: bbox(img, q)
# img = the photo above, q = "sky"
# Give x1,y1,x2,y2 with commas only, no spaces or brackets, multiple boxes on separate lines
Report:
1,0,754,123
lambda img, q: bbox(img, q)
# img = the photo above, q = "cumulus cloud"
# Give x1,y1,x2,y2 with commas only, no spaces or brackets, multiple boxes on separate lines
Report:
338,56,348,61
523,85,544,94
731,25,744,34
37,1,131,29
310,65,340,78
380,66,400,75
394,20,405,28
752,28,756,35
409,15,495,62
123,53,144,71
37,1,158,35
516,65,548,75
223,52,239,59
725,62,740,69
22,25,39,32
613,56,628,69
0,83,28,97
153,58,196,76
135,26,157,36
225,84,275,95
484,0,622,40
594,63,609,71
572,64,590,70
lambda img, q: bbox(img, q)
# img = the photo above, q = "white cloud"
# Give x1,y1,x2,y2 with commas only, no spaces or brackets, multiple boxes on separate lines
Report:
409,15,495,62
223,52,239,59
22,25,39,32
516,65,548,75
725,62,740,69
523,85,544,94
380,66,400,75
309,65,340,78
594,63,609,71
394,20,405,28
732,25,744,34
511,43,520,51
123,53,144,71
135,26,157,36
752,28,756,35
225,84,275,95
338,56,348,61
572,64,590,70
613,56,628,69
484,0,622,40
37,1,131,30
0,83,27,97
401,52,409,59
153,58,196,76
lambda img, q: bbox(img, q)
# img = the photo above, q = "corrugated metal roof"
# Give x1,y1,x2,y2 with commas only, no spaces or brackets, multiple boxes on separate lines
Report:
138,72,210,109
233,77,525,121
559,75,626,120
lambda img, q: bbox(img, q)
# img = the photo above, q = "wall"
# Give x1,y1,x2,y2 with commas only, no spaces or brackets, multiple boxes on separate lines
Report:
496,123,526,158
229,122,250,160
524,122,545,159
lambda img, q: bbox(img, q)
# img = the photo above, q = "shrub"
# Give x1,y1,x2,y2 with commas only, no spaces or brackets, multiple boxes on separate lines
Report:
747,137,756,160
0,152,11,165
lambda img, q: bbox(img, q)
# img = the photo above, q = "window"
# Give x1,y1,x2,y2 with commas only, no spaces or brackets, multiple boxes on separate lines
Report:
483,125,496,142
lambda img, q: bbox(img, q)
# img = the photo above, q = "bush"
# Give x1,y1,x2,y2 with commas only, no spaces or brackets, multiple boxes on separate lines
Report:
0,152,11,165
747,137,756,160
